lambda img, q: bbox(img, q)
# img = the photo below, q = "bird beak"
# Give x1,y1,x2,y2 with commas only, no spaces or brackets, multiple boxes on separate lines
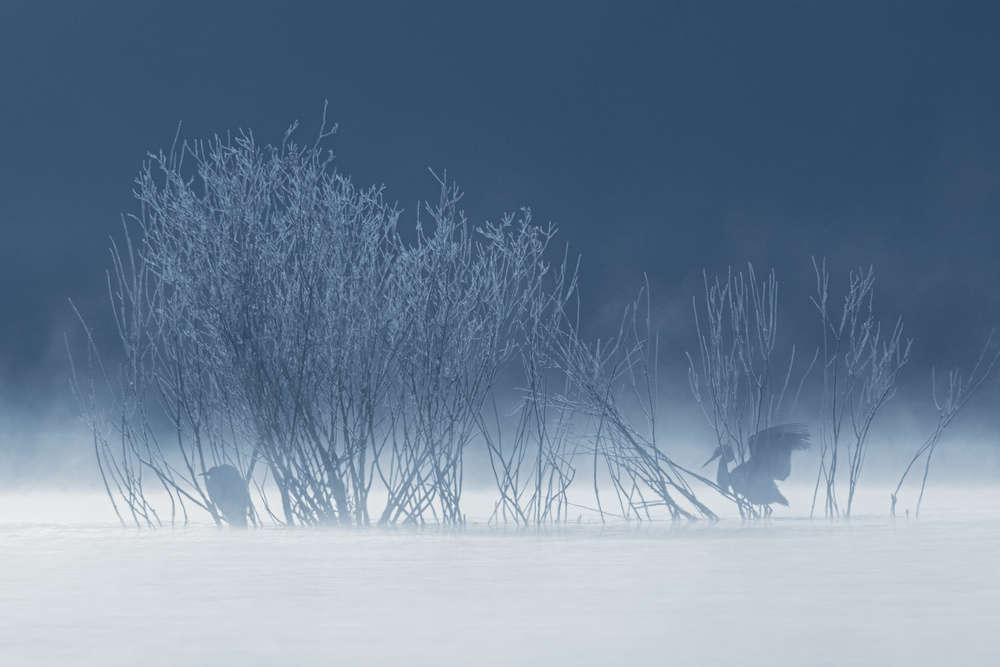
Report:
702,447,723,468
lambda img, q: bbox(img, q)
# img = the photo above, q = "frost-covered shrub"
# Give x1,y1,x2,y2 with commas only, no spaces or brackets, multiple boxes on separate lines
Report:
72,121,582,527
811,260,909,518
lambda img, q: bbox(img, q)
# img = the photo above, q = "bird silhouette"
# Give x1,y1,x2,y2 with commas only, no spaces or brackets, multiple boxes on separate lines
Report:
704,423,810,513
200,464,251,528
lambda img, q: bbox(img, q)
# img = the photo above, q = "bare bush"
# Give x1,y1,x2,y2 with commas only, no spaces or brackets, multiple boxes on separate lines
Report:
687,265,813,518
810,259,910,518
556,283,716,522
72,119,589,527
891,332,998,518
376,180,574,525
480,232,580,525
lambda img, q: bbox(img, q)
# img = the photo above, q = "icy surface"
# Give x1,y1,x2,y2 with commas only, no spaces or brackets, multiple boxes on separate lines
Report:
1,507,999,666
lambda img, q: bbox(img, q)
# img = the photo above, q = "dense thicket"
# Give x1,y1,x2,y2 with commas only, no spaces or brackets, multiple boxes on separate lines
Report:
72,124,717,527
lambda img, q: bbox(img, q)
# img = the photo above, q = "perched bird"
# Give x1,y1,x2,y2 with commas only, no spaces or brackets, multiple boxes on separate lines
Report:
200,464,251,528
703,423,810,511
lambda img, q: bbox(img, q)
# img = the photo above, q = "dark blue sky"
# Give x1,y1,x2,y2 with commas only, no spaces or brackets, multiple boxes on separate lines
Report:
2,2,999,407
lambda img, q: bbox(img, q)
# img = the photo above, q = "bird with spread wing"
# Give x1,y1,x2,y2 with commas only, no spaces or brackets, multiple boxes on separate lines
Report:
704,423,810,513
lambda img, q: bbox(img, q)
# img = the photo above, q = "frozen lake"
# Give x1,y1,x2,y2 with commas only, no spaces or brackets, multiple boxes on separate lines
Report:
1,492,998,666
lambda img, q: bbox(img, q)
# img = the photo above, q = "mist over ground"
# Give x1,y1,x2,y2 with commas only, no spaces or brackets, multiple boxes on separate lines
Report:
2,519,998,666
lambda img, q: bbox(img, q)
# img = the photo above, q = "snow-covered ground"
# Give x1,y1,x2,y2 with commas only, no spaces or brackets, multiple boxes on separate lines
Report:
1,488,998,666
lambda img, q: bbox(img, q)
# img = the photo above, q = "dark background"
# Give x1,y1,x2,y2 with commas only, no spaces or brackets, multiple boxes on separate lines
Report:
1,2,998,482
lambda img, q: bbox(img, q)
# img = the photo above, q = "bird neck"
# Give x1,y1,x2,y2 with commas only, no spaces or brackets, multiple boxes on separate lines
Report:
716,453,730,490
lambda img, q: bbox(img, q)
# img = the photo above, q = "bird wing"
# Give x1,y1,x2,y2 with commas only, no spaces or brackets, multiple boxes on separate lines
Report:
748,423,810,481
730,462,789,506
